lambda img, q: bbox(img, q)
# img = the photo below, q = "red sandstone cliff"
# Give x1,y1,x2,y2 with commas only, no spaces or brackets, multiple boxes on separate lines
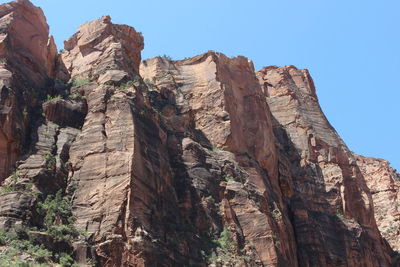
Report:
0,0,57,181
0,0,398,266
355,155,400,254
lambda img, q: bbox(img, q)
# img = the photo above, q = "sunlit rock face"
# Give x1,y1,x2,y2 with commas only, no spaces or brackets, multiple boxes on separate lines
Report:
0,0,57,181
257,65,394,266
140,54,298,266
0,0,398,266
59,15,144,83
355,154,400,253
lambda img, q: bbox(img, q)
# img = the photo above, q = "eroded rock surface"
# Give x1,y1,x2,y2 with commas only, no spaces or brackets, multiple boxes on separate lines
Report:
141,54,277,177
0,0,398,266
257,65,393,266
0,0,57,181
355,154,400,253
59,15,144,82
141,54,298,266
0,121,79,230
43,98,87,128
61,16,190,266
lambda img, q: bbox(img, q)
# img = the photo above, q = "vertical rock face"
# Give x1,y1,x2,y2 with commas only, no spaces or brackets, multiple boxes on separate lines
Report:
0,0,57,181
66,41,300,265
0,1,399,266
0,122,72,230
141,54,278,180
257,66,393,266
59,15,144,82
0,0,56,81
140,54,298,266
355,154,400,253
60,17,156,266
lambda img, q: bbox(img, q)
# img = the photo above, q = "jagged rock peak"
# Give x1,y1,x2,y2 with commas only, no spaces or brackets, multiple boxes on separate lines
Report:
141,51,278,177
59,15,144,84
0,0,57,181
0,0,57,84
257,65,317,98
0,0,46,26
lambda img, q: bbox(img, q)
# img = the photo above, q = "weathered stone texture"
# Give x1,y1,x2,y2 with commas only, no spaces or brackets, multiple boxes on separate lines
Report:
60,15,144,82
43,98,87,128
140,54,300,266
355,154,400,253
257,65,393,266
0,1,398,266
0,0,57,181
0,121,79,230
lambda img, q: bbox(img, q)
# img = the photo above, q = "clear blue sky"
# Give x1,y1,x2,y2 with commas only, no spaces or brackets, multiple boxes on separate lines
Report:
4,0,400,171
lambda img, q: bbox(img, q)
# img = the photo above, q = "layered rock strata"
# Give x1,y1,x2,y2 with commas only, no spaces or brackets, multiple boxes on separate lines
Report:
355,154,400,253
257,65,393,266
140,54,299,266
0,0,398,266
59,15,144,82
0,0,57,181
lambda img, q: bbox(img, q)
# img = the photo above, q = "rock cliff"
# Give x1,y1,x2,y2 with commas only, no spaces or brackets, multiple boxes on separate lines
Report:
0,0,57,181
257,66,396,266
0,0,398,266
355,154,400,255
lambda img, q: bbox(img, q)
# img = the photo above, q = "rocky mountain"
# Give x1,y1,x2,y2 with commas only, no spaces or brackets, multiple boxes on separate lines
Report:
0,0,398,266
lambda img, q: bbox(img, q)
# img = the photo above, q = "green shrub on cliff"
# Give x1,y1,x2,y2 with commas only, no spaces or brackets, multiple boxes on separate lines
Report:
208,227,250,265
0,230,52,265
0,171,19,195
45,94,62,103
37,190,73,227
37,190,80,244
71,77,91,87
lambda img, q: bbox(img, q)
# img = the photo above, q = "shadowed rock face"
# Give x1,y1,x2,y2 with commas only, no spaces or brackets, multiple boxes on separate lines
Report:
355,154,400,253
257,66,393,266
0,0,399,266
0,0,57,181
43,98,87,128
141,54,278,183
140,54,298,266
